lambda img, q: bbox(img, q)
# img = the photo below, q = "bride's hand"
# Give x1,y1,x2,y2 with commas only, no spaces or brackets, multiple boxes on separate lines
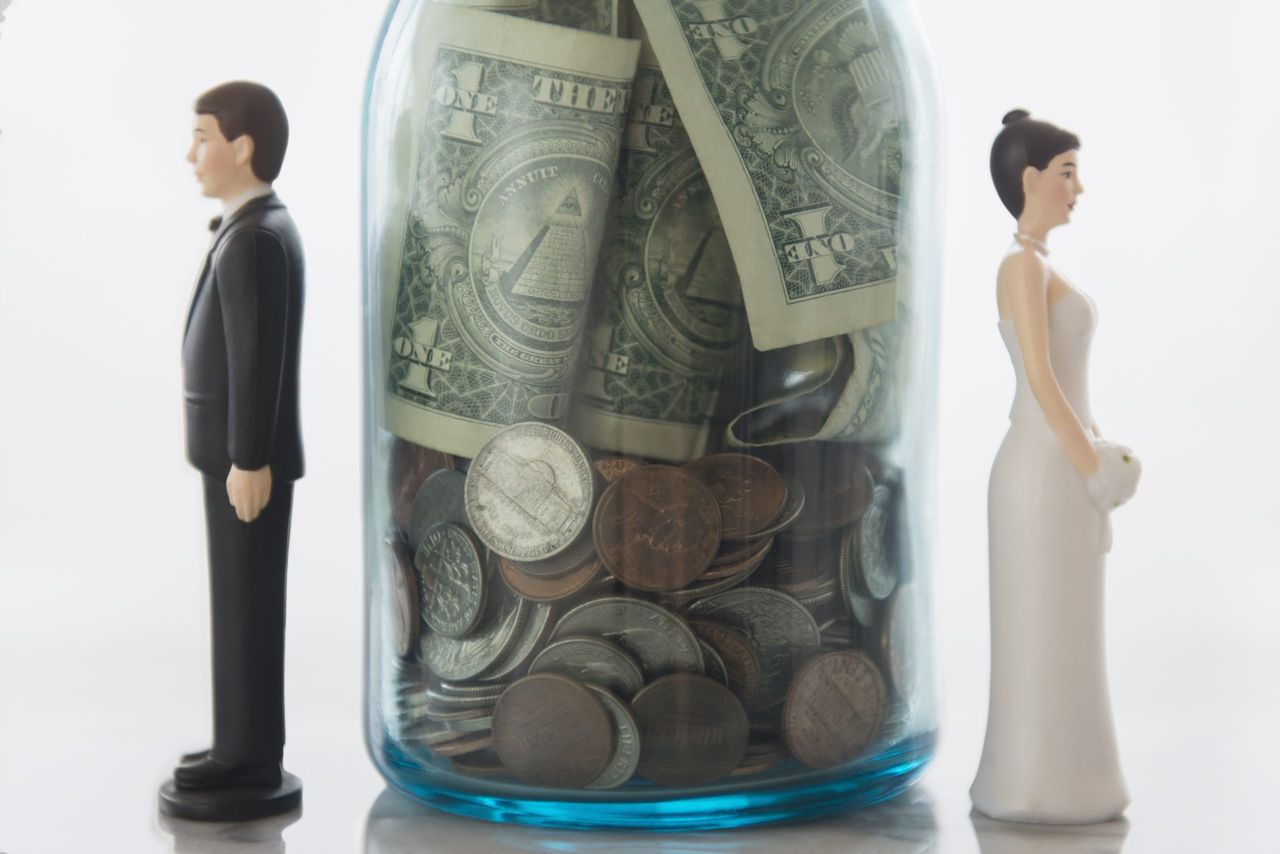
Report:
1084,440,1141,512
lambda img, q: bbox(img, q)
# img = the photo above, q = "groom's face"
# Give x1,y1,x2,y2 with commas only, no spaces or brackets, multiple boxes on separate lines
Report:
185,113,244,200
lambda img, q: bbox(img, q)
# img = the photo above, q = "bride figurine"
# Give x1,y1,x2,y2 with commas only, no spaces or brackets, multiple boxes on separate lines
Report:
970,110,1142,824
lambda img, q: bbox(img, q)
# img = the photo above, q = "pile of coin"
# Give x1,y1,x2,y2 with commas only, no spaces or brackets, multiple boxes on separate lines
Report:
382,422,919,789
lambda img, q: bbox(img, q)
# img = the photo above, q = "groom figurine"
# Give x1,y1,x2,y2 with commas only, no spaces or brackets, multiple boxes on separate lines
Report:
159,81,305,821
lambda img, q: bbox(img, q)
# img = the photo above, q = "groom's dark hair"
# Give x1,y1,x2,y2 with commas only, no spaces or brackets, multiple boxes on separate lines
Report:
194,81,289,183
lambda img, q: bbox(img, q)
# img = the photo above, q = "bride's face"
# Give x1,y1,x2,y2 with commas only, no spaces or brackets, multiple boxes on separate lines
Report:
1023,149,1083,228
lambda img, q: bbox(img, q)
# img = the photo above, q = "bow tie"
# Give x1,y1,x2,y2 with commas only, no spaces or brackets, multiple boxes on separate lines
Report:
208,216,223,232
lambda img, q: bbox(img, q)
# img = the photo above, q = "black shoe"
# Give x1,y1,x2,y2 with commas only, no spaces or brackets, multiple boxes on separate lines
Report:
179,748,211,765
173,758,283,791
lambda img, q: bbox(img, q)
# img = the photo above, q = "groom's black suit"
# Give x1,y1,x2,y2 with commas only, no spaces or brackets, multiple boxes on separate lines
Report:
182,192,304,765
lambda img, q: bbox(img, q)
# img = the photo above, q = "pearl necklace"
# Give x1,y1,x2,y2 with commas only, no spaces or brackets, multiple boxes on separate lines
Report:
1014,232,1049,255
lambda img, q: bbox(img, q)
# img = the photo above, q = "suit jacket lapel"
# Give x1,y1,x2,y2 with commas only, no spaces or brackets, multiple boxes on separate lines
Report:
184,193,280,340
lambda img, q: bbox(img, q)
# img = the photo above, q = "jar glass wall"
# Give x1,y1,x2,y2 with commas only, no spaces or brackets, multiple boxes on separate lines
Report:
362,0,941,831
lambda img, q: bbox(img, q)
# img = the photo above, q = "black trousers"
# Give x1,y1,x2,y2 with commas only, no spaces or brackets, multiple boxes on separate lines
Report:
202,474,294,765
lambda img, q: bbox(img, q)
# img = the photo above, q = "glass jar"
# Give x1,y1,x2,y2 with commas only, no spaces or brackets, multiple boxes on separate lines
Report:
362,0,941,831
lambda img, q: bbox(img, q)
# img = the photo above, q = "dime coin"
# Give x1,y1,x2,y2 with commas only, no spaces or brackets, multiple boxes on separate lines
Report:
549,598,704,679
506,526,597,579
421,579,528,681
389,438,455,533
492,673,614,788
838,525,880,628
529,637,645,700
687,588,821,709
386,533,419,658
631,674,749,786
465,423,595,562
583,685,642,789
416,523,486,639
740,475,806,543
409,469,470,549
688,619,763,708
498,553,601,603
593,456,646,484
783,651,886,769
593,466,721,592
683,453,786,540
478,602,555,683
853,484,896,600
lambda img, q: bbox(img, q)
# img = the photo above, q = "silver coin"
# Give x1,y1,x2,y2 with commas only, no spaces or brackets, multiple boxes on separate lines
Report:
583,685,642,790
416,523,486,639
508,526,597,579
529,636,646,700
838,524,880,628
699,639,730,687
437,681,507,699
549,598,704,680
409,469,469,549
421,577,528,681
855,485,897,600
477,602,555,682
740,475,806,543
879,584,924,701
465,423,595,562
687,588,821,709
657,563,759,607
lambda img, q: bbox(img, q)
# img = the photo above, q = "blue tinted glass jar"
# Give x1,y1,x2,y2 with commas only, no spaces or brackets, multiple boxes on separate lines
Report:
363,0,941,831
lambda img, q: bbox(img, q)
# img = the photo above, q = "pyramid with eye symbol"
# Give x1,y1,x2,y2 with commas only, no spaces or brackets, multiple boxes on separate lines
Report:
502,189,589,303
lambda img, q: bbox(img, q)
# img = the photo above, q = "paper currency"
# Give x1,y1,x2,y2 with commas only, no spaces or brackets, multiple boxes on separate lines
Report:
631,0,907,351
572,35,745,462
378,4,639,458
433,0,621,35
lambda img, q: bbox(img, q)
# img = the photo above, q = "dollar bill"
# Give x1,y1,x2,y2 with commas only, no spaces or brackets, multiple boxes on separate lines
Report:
432,0,621,35
376,4,639,458
572,32,745,462
631,0,906,351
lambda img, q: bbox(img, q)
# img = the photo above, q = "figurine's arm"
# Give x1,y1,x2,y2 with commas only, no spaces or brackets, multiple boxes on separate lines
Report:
215,228,290,521
1003,250,1100,478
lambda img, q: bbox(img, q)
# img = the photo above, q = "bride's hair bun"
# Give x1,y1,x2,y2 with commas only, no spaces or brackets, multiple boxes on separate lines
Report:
1002,109,1030,126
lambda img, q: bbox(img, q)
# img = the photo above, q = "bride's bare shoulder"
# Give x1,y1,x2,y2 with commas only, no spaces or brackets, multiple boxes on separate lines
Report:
997,246,1049,284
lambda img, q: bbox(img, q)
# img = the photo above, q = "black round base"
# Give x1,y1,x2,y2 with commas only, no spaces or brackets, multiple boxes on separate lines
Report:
158,772,301,822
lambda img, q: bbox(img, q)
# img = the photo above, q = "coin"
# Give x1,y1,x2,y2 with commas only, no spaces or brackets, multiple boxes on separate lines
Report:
506,526,597,579
389,438,455,533
465,423,595,562
448,750,506,778
879,585,923,701
777,444,875,538
730,735,789,777
631,674,749,786
683,453,786,540
853,484,896,600
385,533,419,659
498,553,601,603
839,524,881,628
688,620,763,709
702,536,774,581
529,637,645,700
549,598,704,679
783,651,886,769
409,469,469,549
478,602,554,683
416,523,486,639
686,588,821,709
740,475,806,543
492,673,614,788
420,578,528,681
593,466,721,593
593,456,645,484
583,685,642,789
698,640,729,687
430,732,494,758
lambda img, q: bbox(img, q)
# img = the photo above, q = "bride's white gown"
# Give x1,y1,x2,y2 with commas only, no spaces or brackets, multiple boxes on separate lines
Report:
971,285,1130,824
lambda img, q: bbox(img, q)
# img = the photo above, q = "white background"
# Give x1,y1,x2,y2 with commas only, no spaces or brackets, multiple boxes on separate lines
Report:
2,1,1278,852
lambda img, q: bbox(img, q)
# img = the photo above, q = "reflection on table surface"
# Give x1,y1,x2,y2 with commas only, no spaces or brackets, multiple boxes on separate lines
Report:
158,808,300,854
363,787,937,854
971,811,1129,854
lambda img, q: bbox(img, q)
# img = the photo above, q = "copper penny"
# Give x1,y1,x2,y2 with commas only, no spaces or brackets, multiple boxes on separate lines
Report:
592,466,721,593
703,537,774,581
386,533,419,659
688,620,763,708
389,438,455,533
683,454,786,541
593,456,646,483
492,673,614,788
630,673,749,786
775,443,875,538
783,651,886,769
499,554,601,603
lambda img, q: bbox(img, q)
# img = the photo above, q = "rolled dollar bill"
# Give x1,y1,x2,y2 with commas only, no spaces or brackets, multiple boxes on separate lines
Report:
572,28,745,462
631,0,907,351
431,0,621,35
376,4,639,458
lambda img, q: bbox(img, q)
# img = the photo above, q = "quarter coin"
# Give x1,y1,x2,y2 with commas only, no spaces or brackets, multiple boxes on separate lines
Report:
529,636,645,700
593,465,721,592
421,578,528,681
492,673,614,788
549,597,704,679
465,423,595,562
